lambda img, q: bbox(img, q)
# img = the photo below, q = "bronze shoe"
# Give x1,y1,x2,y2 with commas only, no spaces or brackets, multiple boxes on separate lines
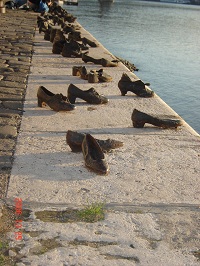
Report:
82,134,109,175
61,40,83,58
44,29,51,41
82,37,99,47
66,130,123,153
82,53,118,67
72,66,83,76
67,84,108,104
82,53,102,64
87,70,99,83
72,66,88,79
118,73,154,97
80,66,89,80
131,109,183,128
101,58,119,67
96,69,112,82
37,86,75,112
68,31,82,41
49,25,62,43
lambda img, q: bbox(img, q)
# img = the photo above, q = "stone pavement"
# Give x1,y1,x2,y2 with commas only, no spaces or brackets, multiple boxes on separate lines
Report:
0,9,37,200
0,8,200,266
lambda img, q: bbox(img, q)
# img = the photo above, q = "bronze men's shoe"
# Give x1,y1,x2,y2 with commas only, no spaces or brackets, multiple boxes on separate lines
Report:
52,29,66,54
44,29,51,41
49,25,62,43
66,130,123,153
62,40,83,58
72,67,112,83
82,37,99,47
82,53,118,67
62,23,81,34
68,31,82,41
52,40,66,54
82,53,102,64
67,84,108,104
82,134,109,175
96,69,112,82
131,109,183,129
88,69,112,83
101,58,119,67
118,73,154,98
37,86,75,112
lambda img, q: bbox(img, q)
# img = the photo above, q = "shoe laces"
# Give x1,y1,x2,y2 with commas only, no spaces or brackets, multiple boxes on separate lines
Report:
88,88,99,96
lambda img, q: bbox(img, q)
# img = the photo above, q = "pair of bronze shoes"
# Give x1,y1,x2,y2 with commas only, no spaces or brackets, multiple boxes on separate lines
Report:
66,130,123,174
37,86,75,112
67,84,108,104
131,109,183,129
61,39,86,58
72,66,112,83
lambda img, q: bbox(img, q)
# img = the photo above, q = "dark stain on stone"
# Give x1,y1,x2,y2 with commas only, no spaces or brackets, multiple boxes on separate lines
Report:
104,254,140,263
29,238,63,255
35,209,80,223
69,238,118,248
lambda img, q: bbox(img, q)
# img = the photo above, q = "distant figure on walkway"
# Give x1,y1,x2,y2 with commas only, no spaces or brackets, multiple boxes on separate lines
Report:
38,0,50,12
5,0,51,12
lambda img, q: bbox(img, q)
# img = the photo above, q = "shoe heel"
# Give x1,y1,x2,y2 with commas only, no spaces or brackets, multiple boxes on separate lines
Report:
68,95,76,104
132,121,145,128
37,97,43,107
82,59,88,63
69,144,81,152
120,89,127,96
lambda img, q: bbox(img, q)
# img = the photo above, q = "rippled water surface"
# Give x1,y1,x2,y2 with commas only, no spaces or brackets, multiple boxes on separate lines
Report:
64,0,200,133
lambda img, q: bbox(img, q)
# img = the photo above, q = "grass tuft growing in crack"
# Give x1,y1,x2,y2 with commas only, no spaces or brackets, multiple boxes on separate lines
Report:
77,202,105,223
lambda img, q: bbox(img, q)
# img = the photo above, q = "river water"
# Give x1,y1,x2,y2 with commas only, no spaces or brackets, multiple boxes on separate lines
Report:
64,0,200,134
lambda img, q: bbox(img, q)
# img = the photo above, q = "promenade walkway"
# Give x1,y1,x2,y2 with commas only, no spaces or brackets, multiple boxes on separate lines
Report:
0,8,199,266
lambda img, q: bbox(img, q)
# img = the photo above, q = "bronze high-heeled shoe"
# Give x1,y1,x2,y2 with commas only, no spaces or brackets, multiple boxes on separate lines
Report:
82,134,109,175
37,86,75,112
131,109,183,128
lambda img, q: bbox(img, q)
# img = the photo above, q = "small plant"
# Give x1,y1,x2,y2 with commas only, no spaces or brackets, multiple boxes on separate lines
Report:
77,202,105,223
